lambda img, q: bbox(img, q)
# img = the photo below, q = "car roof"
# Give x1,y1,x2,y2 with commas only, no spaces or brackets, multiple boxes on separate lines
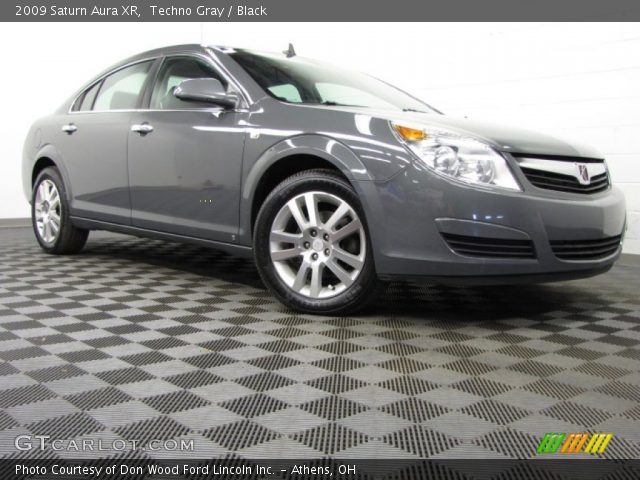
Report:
120,44,293,63
85,44,220,88
119,44,209,63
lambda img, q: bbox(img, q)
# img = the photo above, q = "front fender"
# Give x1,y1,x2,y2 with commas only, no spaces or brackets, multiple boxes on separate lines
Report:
239,134,375,243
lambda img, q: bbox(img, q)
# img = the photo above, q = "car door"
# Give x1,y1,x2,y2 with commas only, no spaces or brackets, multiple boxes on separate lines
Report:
127,56,247,243
57,59,156,224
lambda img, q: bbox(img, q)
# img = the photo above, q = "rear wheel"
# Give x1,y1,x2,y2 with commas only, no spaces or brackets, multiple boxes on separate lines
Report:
254,169,379,314
32,167,88,254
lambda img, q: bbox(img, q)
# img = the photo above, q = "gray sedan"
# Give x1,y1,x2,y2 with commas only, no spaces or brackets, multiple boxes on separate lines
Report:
22,44,626,314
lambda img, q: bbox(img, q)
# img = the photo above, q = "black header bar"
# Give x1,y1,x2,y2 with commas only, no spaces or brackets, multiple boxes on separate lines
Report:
5,0,640,22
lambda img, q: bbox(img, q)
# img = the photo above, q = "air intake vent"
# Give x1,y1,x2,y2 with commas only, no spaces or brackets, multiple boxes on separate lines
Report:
442,233,535,259
520,168,609,194
550,235,622,260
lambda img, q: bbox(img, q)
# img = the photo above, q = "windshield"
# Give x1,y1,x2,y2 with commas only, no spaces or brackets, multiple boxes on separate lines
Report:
229,49,437,113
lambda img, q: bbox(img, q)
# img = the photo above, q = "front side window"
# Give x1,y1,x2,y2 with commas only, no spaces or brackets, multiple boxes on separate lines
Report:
150,57,227,110
229,49,436,113
76,82,101,111
93,61,153,111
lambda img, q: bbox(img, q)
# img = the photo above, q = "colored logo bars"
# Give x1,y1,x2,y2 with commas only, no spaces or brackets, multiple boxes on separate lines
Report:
537,433,613,454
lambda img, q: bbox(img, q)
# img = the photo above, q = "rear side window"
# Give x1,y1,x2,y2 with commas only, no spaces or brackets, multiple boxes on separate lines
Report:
93,61,153,111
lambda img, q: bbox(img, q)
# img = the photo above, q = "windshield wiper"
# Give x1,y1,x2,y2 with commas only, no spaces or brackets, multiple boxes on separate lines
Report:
402,108,430,113
313,101,367,108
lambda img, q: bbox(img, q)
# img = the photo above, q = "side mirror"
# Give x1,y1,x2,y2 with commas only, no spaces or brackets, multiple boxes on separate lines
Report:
174,78,238,109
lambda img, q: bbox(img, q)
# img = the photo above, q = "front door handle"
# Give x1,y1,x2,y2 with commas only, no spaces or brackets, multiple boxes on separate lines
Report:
131,123,154,135
62,123,77,134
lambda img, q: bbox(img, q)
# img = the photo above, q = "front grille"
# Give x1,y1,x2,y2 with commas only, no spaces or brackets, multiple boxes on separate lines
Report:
442,233,536,259
550,235,622,260
520,167,609,194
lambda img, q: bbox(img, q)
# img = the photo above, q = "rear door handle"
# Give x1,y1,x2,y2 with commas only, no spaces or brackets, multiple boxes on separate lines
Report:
131,123,154,135
62,123,77,134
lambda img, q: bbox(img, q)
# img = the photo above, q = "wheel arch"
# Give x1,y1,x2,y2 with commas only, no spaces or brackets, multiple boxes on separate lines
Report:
32,157,57,186
241,135,373,242
28,145,73,205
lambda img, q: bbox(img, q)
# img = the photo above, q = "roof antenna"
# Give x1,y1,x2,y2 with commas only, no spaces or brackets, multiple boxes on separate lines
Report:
283,43,296,58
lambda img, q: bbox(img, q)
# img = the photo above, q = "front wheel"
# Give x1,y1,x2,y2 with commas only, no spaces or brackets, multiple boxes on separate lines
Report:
32,167,88,254
254,169,380,315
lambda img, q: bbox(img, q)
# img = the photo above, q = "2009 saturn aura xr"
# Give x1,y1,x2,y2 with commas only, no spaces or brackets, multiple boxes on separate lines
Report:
22,44,627,314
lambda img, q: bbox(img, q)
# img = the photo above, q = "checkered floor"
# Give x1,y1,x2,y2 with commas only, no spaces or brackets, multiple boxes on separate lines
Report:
1,227,639,460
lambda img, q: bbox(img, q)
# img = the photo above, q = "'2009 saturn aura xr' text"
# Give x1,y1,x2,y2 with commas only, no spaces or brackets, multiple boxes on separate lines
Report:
22,44,626,314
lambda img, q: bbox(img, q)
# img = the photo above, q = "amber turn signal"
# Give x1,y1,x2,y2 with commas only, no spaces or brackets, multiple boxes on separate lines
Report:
393,124,428,142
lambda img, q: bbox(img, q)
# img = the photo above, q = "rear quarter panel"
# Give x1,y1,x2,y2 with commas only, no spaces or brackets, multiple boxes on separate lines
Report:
22,117,71,204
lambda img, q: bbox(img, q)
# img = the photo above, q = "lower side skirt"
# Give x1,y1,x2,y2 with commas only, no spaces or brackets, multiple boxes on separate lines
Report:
70,217,254,259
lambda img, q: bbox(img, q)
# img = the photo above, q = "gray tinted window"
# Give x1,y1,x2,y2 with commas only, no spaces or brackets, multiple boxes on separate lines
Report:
94,61,153,111
78,82,101,111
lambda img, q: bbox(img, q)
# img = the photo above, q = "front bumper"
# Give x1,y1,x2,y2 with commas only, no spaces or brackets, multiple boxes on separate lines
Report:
358,162,626,284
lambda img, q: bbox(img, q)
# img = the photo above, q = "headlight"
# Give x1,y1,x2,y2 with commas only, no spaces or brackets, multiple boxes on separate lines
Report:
391,122,521,191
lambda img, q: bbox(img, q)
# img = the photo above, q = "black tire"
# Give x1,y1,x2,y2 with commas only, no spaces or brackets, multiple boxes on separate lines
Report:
32,167,88,254
254,169,380,315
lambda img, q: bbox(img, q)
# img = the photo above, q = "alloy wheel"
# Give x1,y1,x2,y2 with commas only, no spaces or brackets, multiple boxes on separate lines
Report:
269,191,366,299
34,179,61,244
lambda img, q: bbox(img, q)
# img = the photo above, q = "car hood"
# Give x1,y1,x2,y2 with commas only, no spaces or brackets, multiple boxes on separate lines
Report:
313,106,603,159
